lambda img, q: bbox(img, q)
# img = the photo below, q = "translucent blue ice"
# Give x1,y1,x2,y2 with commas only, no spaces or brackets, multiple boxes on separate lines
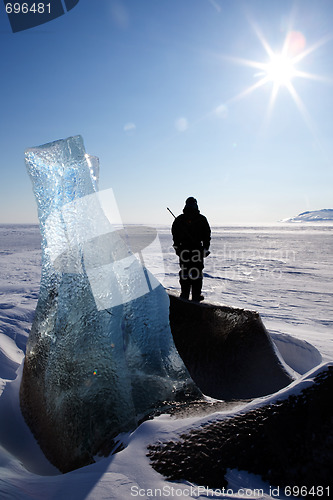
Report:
21,135,194,471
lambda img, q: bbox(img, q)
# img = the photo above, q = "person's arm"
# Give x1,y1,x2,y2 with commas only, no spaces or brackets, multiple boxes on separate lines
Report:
171,218,182,255
202,216,211,251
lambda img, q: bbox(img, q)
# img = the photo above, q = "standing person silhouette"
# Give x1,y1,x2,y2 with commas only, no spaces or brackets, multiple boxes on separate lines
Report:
171,197,211,301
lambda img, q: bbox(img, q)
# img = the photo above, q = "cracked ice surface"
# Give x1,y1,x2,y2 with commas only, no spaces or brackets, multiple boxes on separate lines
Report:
21,135,193,472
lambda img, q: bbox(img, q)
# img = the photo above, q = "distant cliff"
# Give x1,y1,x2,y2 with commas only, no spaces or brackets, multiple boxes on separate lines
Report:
282,209,333,222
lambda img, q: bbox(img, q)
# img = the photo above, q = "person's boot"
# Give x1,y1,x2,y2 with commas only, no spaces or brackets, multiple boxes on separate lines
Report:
192,295,204,302
191,279,204,302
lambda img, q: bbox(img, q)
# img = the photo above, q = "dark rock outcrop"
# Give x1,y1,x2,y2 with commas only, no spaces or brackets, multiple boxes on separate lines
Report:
169,292,294,400
148,364,333,490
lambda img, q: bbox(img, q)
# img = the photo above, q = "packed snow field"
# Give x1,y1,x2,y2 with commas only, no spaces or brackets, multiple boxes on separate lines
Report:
0,223,332,499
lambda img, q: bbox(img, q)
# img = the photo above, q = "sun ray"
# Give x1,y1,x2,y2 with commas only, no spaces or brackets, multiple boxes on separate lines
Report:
293,33,333,64
285,81,315,134
227,75,270,105
266,82,280,120
293,70,333,84
222,54,267,72
249,18,275,60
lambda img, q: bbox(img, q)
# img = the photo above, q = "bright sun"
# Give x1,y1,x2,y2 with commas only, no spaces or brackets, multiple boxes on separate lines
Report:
224,25,331,130
265,54,296,86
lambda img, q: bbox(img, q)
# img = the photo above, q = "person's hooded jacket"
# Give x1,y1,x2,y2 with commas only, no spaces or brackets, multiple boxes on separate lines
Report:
172,197,211,256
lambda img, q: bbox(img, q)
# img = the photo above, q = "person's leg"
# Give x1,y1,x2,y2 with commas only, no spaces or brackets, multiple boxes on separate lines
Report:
191,272,203,301
179,275,191,299
179,252,191,299
189,253,204,301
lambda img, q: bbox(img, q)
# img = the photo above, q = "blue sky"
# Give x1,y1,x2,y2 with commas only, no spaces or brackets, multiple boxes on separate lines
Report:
1,0,333,225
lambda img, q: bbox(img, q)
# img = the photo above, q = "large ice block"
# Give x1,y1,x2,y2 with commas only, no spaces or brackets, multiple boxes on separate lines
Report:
20,135,195,473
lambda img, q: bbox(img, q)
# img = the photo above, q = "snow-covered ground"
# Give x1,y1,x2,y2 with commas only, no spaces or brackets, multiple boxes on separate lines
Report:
0,223,332,499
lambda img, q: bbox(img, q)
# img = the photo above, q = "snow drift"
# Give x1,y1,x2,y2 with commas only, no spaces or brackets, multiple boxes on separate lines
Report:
0,222,331,499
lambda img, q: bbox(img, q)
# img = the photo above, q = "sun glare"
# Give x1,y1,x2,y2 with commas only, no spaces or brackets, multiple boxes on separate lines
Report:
223,23,332,134
265,54,296,86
